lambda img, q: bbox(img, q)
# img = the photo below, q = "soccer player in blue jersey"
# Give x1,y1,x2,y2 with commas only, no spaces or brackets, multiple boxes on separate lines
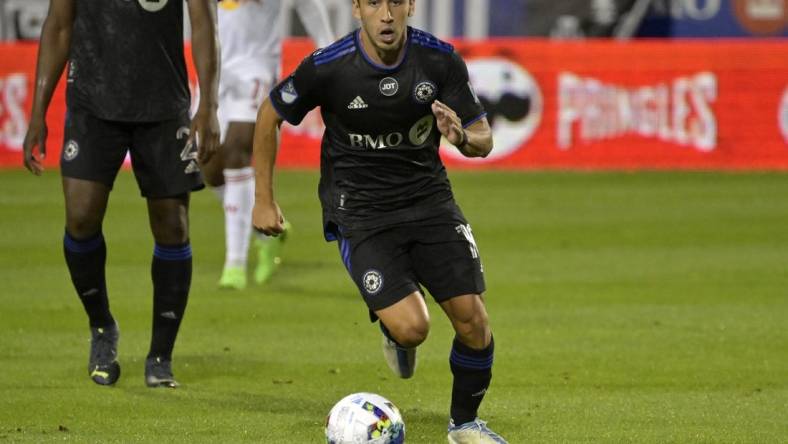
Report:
252,1,506,442
23,0,220,388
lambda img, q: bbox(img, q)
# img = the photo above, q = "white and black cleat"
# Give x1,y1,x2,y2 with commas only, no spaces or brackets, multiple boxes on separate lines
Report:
447,418,508,444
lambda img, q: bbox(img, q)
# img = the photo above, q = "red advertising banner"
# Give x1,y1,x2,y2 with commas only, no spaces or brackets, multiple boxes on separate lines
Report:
2,40,787,170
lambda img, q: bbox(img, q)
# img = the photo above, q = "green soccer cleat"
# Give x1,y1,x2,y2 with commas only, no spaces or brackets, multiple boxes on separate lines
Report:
145,356,179,388
447,418,508,444
88,323,121,386
218,265,247,290
253,221,291,285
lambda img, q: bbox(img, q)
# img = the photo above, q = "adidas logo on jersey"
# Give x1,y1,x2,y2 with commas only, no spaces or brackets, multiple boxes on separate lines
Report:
348,96,368,110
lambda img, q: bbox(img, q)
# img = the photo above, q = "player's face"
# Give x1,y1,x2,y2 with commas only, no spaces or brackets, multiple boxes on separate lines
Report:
353,0,414,52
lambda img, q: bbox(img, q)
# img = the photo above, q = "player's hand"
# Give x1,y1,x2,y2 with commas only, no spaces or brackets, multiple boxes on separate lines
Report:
252,199,286,237
190,106,220,164
22,116,47,176
431,100,464,147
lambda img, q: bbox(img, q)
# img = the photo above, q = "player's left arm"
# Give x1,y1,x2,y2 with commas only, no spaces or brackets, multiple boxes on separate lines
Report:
432,100,493,158
293,0,335,47
187,0,220,163
438,51,493,158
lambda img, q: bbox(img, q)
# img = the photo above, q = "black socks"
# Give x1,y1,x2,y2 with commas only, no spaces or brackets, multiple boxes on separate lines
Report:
450,335,494,425
147,243,192,361
63,231,115,328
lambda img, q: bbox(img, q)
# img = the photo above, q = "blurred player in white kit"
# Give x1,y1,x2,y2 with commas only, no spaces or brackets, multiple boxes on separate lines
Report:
205,0,334,290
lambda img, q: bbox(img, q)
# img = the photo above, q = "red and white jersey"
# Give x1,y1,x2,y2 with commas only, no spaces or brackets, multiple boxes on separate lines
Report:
218,0,334,74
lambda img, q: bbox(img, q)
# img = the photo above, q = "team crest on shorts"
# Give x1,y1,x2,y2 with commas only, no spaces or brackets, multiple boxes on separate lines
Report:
413,81,437,104
63,140,79,161
362,270,384,295
138,0,168,12
280,79,298,104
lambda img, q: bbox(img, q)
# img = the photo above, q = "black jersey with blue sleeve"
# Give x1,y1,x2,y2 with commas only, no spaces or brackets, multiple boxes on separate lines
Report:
269,27,487,235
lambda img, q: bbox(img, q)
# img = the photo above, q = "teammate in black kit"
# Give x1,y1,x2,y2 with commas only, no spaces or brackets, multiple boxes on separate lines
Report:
252,1,506,442
22,0,220,388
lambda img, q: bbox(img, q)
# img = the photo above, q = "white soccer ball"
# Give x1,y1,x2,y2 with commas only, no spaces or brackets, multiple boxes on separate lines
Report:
325,392,405,444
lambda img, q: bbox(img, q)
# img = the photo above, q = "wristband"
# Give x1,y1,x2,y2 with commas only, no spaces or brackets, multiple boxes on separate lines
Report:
457,129,469,149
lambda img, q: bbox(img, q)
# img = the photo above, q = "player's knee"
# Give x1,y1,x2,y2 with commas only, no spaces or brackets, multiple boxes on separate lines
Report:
453,309,489,343
152,223,188,245
149,210,189,244
65,213,102,239
390,321,430,348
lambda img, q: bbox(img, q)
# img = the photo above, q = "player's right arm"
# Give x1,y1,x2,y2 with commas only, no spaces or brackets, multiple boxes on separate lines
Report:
23,0,75,175
252,55,322,236
251,98,286,236
187,0,221,164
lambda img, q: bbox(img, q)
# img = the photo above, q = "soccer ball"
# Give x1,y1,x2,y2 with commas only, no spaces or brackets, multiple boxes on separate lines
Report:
325,393,405,444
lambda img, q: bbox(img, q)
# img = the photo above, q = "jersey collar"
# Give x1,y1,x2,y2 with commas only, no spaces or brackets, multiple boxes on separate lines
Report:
355,27,411,73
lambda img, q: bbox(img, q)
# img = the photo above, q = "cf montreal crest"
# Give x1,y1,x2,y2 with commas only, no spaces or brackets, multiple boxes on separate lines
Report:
362,270,383,294
63,140,79,161
413,81,437,104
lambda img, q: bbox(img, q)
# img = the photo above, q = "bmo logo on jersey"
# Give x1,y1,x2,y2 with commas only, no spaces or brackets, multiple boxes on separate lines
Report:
349,115,435,149
349,132,404,149
138,0,168,13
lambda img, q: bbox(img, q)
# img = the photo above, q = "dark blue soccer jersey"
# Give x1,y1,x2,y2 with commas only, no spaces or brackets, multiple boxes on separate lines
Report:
67,0,190,122
269,27,486,234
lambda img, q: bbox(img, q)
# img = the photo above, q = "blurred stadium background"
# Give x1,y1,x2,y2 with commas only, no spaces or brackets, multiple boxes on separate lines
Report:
1,1,787,443
1,0,787,168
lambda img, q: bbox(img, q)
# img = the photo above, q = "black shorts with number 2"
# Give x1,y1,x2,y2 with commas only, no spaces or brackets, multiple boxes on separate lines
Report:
330,215,486,313
60,108,204,198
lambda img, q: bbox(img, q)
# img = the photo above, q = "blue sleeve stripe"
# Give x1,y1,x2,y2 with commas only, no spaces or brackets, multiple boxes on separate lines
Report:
410,29,454,52
411,34,452,48
462,112,487,129
314,39,355,62
322,33,354,52
411,36,454,53
314,47,356,66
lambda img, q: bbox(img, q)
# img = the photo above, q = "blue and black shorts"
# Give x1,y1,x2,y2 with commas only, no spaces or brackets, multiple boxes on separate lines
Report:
329,215,486,314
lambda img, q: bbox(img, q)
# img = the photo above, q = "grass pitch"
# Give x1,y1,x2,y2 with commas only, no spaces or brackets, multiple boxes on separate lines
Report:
0,169,786,443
